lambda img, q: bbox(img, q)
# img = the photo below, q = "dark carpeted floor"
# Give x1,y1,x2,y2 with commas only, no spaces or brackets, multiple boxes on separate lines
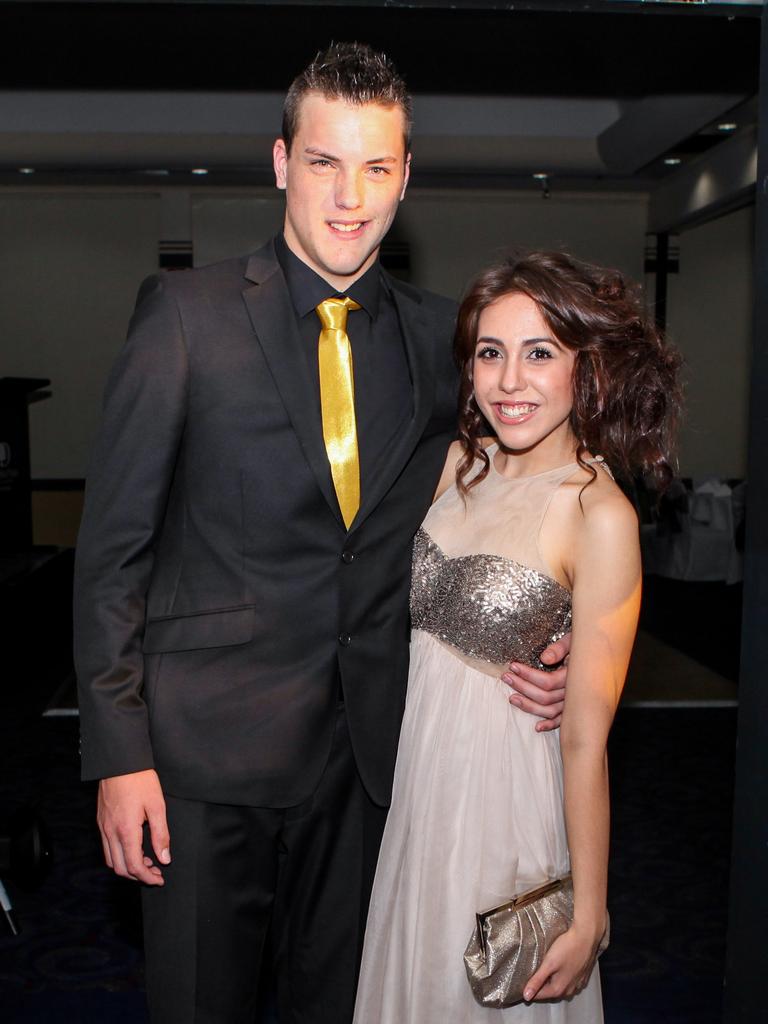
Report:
0,547,739,1022
0,706,736,1024
602,708,735,1023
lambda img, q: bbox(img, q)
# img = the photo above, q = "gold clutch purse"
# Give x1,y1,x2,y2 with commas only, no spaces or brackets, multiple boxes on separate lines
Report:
463,875,609,1008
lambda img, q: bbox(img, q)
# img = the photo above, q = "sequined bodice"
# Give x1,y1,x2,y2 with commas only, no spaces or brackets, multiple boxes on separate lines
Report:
410,528,571,667
410,450,578,668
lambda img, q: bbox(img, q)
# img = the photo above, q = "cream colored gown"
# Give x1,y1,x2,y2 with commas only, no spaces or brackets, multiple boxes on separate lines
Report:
353,449,604,1023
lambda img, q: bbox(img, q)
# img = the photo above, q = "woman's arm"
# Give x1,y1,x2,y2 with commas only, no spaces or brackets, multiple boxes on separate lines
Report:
524,484,641,1001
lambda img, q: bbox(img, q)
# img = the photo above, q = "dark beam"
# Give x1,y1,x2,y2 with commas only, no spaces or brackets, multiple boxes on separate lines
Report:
724,7,768,1022
653,233,669,332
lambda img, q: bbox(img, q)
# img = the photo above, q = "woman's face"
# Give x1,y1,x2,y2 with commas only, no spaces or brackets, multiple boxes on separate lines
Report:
473,292,577,458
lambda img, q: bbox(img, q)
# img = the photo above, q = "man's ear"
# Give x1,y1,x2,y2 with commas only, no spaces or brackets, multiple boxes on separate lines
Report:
400,153,412,201
273,138,288,190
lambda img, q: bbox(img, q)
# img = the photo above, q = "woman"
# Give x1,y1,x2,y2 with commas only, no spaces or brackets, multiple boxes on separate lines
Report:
353,251,680,1022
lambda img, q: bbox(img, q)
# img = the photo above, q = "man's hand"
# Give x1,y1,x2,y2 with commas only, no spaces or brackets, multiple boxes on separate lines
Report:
502,632,571,732
97,769,170,885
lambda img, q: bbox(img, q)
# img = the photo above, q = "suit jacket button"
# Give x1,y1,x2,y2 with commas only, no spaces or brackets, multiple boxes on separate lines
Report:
341,550,355,564
338,633,351,646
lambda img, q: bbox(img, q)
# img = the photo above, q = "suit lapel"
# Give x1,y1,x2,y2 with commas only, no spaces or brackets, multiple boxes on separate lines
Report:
350,277,437,532
241,244,344,527
242,246,439,534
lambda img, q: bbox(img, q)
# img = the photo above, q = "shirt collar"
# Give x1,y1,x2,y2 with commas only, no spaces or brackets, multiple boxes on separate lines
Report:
276,232,381,320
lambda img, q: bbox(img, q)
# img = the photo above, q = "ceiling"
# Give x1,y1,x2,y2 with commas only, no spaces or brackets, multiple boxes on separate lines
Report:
0,1,761,217
0,2,759,95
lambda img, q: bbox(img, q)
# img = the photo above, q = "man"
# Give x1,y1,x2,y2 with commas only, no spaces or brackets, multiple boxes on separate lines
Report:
74,43,568,1024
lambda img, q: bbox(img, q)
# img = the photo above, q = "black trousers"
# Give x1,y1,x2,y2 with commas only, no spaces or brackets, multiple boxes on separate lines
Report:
142,709,388,1024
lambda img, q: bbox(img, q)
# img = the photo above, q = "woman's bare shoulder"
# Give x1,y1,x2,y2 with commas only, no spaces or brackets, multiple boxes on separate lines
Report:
433,438,497,503
578,465,635,525
433,441,464,502
557,462,636,526
542,461,638,583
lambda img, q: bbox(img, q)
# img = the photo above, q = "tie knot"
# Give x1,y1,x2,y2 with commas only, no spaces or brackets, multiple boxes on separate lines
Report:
316,296,361,332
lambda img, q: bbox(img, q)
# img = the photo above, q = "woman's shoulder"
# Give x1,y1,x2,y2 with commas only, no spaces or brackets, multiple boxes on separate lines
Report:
432,438,497,503
540,460,639,590
432,440,465,502
561,464,638,552
546,460,639,556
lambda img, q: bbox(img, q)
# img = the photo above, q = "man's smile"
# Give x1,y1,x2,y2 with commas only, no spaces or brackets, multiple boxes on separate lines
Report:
328,220,367,236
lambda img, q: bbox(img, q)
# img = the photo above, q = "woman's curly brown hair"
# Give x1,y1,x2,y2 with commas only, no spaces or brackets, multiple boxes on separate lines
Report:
454,250,682,495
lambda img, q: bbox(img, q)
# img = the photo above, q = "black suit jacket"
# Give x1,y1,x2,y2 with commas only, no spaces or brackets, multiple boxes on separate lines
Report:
74,239,458,808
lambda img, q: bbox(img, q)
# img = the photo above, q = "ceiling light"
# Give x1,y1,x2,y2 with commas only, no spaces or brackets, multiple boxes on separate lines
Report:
532,172,548,180
191,168,209,175
717,122,737,133
18,167,35,174
664,157,682,167
142,169,170,176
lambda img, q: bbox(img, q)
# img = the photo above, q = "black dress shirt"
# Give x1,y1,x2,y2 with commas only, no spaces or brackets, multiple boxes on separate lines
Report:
275,234,413,499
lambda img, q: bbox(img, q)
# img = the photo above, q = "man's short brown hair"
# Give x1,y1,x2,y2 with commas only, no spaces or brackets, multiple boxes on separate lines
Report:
282,41,412,153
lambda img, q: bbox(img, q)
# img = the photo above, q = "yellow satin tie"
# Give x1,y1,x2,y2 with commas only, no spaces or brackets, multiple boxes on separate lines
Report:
316,296,362,529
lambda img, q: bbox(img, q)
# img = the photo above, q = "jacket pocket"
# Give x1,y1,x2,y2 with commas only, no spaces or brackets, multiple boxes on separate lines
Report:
142,605,255,654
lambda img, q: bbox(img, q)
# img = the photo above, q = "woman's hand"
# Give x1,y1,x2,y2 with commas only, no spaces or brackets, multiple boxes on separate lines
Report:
522,921,605,1003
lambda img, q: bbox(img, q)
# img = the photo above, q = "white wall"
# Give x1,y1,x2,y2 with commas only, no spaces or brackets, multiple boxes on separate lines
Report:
394,189,647,297
666,205,754,480
192,188,648,296
193,193,283,267
0,186,668,482
0,193,159,478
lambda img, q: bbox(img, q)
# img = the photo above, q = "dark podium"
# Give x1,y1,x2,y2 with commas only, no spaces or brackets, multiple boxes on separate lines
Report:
0,378,57,930
0,377,51,553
